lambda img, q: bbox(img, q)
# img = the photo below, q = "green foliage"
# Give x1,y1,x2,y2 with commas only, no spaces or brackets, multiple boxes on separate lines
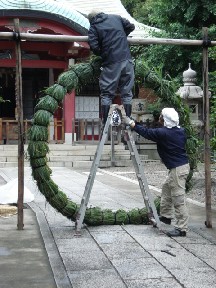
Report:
128,208,144,224
84,207,103,226
210,87,216,160
28,125,49,141
37,179,59,199
28,141,49,158
49,191,68,211
121,0,148,22
127,0,216,176
61,201,78,218
209,48,216,161
144,0,216,29
100,209,115,225
115,209,130,225
30,157,47,168
45,84,67,102
32,165,52,181
34,95,59,114
58,56,101,93
125,0,216,81
134,59,200,190
33,110,52,126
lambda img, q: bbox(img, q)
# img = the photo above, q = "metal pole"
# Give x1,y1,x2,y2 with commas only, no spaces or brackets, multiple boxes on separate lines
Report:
202,27,212,228
14,19,25,230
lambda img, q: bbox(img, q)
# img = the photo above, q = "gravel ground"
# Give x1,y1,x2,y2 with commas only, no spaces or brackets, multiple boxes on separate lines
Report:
101,161,216,207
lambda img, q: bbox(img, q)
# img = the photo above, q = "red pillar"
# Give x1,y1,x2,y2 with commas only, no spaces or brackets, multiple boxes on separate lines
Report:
63,90,75,143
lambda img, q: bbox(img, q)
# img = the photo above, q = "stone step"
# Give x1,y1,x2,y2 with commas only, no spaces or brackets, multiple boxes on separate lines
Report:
139,155,149,161
0,158,133,168
0,162,30,168
0,144,153,168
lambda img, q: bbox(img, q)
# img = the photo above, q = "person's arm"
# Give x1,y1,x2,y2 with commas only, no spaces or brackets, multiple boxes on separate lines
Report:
124,117,165,142
133,123,165,142
88,26,101,56
121,17,135,36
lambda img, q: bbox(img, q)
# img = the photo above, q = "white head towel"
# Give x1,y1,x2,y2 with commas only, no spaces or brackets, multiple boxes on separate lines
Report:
161,108,180,128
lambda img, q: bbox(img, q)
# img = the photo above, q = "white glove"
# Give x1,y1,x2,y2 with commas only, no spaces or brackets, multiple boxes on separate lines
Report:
123,116,135,127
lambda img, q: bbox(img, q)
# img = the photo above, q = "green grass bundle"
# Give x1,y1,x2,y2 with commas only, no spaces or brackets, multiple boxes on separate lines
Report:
154,197,161,214
115,209,129,225
27,56,166,228
30,157,47,168
45,84,67,102
49,191,68,211
90,56,102,76
101,209,116,225
28,141,49,158
61,201,78,219
28,125,48,141
73,63,95,85
35,95,59,114
33,110,52,126
58,70,79,93
37,179,59,199
127,208,143,224
32,165,52,181
139,207,149,224
84,207,103,226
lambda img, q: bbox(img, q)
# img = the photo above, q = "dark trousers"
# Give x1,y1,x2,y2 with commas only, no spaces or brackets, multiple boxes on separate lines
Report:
99,59,134,106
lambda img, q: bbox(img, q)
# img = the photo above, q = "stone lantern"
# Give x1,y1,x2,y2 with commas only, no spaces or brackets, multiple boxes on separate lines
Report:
177,63,204,129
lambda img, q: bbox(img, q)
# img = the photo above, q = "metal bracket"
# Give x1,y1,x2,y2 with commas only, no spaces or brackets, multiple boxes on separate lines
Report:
202,38,211,47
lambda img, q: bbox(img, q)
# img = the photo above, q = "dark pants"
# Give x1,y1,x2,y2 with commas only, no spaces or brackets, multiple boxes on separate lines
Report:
99,59,134,106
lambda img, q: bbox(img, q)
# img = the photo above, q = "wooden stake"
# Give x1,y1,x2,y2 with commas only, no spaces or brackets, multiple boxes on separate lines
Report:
203,27,212,228
14,18,24,230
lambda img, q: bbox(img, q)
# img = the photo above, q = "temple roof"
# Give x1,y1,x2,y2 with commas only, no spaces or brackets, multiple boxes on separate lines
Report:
0,0,158,37
0,0,89,34
59,0,158,37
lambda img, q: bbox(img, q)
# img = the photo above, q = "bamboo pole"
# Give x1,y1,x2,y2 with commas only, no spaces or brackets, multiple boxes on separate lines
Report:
0,31,216,46
202,27,212,228
14,19,24,230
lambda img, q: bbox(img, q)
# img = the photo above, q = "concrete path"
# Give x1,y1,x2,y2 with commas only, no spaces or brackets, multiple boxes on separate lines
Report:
0,167,216,288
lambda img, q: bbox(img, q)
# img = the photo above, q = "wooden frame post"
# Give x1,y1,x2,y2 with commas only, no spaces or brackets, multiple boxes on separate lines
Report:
202,27,212,228
14,19,25,230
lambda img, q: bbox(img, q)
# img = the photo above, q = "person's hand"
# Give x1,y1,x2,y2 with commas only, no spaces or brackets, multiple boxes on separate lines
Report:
122,116,135,127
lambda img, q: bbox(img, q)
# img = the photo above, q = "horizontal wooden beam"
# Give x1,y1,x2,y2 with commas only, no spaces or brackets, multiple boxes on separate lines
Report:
0,32,215,46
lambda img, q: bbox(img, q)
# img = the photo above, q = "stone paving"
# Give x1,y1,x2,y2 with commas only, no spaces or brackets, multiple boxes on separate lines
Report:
1,166,216,288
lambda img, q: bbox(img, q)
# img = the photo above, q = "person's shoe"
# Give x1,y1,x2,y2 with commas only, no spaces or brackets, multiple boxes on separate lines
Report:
166,229,186,237
159,216,171,225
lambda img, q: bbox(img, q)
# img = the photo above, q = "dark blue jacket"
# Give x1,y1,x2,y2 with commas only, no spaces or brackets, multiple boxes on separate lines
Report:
133,124,189,169
88,13,135,65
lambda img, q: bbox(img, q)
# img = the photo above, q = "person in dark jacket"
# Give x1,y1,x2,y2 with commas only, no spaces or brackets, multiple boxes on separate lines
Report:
88,10,135,123
123,107,189,237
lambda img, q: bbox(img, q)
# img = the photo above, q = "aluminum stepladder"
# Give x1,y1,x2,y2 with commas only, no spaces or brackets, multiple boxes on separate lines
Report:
75,104,161,234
